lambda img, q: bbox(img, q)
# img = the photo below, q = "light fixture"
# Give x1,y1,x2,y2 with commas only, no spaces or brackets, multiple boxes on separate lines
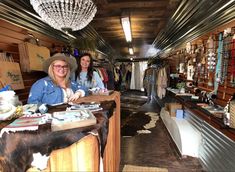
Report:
30,0,97,31
145,46,160,57
129,47,134,55
121,16,132,42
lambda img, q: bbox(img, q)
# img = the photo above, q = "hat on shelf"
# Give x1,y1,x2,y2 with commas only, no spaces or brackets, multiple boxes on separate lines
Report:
43,53,77,73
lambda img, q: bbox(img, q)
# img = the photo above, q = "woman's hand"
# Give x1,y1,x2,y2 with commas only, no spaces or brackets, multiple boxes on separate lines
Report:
69,90,85,102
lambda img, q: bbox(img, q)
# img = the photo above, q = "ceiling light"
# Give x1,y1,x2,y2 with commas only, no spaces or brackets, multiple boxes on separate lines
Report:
129,47,134,55
121,17,132,42
30,0,97,31
146,46,160,57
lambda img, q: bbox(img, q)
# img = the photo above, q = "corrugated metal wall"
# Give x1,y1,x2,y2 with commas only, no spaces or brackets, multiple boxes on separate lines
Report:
200,122,235,171
184,109,203,132
184,109,235,172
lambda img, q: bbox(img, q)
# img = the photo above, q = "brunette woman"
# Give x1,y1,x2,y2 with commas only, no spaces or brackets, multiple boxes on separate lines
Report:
75,53,105,89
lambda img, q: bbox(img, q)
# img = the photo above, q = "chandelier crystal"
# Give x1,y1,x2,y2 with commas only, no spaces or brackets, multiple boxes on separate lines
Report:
30,0,97,31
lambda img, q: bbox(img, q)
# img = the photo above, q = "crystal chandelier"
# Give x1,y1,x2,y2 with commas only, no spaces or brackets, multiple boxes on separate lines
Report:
30,0,97,31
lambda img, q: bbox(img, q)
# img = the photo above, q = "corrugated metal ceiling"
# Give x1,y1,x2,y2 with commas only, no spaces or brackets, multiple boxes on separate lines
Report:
0,0,234,61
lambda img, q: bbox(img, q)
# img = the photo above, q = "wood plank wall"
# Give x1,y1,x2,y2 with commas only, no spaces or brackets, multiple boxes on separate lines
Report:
0,19,65,104
167,20,235,107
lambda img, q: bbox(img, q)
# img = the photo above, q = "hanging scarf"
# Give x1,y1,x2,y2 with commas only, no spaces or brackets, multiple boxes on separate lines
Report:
230,37,235,86
214,32,223,93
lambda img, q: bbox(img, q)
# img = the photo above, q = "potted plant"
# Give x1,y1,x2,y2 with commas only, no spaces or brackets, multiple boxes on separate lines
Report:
176,82,186,93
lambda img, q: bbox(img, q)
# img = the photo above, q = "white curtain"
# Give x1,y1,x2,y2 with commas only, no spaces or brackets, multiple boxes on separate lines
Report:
130,62,148,90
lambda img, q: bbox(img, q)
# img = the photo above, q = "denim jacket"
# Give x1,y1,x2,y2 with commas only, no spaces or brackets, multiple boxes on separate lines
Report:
27,76,87,105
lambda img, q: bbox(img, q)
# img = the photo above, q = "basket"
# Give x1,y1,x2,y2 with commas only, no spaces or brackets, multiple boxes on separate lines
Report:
229,100,235,129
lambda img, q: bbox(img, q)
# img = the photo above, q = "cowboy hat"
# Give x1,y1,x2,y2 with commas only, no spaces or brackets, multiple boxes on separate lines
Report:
43,53,77,73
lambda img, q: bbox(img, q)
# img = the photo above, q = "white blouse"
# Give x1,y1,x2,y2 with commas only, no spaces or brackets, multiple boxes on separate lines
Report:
62,88,74,102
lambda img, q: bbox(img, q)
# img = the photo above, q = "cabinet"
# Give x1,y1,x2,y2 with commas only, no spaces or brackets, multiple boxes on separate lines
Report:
185,108,235,172
167,90,235,171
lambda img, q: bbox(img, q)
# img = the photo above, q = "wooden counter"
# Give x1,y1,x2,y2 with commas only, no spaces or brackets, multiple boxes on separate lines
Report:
27,134,100,172
75,91,121,172
0,91,121,172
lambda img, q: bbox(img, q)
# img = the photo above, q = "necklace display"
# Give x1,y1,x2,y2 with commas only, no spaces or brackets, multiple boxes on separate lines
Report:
221,33,232,84
199,51,206,83
193,51,200,84
207,36,216,87
230,37,235,87
195,43,206,85
193,44,202,82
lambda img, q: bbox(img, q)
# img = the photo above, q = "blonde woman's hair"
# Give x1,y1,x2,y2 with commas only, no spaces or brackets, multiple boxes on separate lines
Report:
48,60,71,87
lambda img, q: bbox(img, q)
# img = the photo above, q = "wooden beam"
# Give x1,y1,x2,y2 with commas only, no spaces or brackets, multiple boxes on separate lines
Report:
98,1,168,10
96,8,166,17
93,16,167,22
94,0,108,5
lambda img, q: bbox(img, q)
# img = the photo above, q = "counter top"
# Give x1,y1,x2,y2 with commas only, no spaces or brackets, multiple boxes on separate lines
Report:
167,88,194,96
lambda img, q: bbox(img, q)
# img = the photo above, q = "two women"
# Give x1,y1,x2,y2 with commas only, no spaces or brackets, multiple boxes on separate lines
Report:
28,52,105,105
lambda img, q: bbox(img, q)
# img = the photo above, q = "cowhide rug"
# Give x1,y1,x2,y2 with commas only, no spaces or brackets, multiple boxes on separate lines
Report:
121,111,159,137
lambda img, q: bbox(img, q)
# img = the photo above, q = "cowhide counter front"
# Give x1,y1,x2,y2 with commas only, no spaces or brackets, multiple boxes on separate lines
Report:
0,101,116,172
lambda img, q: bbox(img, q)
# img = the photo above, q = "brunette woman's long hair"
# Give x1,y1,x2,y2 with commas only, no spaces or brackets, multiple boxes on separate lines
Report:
75,53,94,82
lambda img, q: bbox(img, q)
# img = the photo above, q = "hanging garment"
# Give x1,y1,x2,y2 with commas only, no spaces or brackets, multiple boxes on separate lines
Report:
130,63,136,90
125,70,132,82
143,69,148,91
143,68,152,97
139,61,148,90
130,62,147,90
157,67,168,99
100,68,109,83
161,67,168,98
106,69,115,90
157,68,164,99
120,63,126,78
114,67,119,82
134,62,141,90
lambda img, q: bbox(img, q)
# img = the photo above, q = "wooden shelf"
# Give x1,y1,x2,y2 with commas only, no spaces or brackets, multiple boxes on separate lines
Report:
198,86,213,92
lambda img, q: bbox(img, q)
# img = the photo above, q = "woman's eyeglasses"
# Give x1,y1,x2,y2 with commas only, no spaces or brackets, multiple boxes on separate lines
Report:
53,65,69,70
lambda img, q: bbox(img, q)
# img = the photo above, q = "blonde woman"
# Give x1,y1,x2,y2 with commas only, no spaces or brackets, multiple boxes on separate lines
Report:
28,53,86,105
